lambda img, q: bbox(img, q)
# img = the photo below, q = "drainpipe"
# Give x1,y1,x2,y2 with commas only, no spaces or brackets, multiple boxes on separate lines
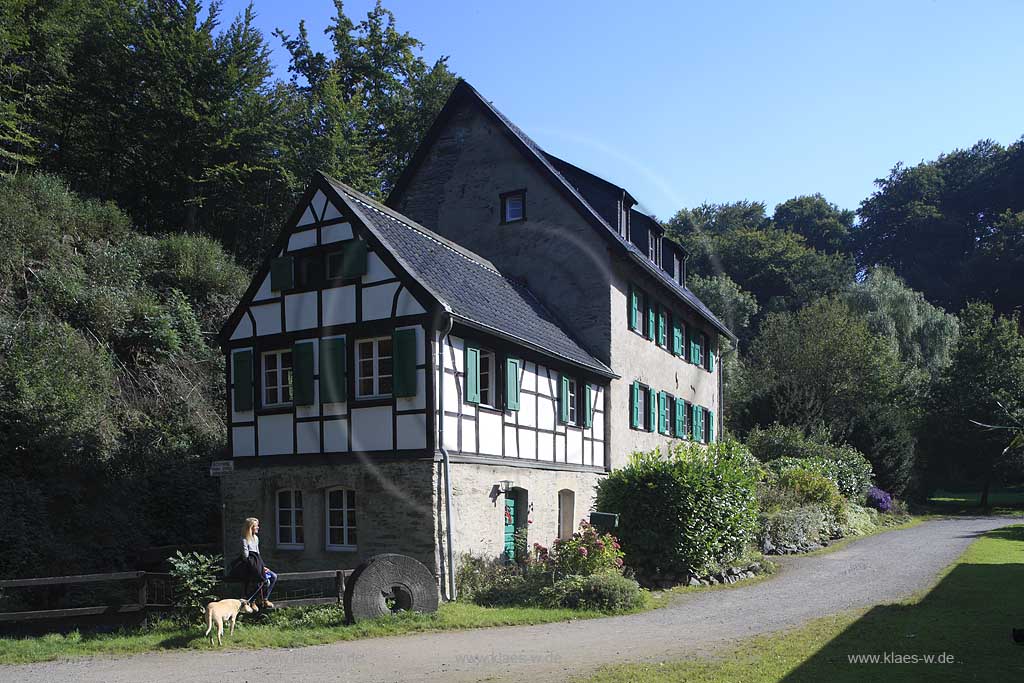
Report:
437,312,457,600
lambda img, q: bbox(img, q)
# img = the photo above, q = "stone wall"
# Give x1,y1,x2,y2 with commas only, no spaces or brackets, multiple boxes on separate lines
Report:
219,459,439,575
440,461,606,567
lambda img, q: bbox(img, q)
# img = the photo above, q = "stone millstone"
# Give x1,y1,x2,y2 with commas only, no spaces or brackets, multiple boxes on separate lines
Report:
344,554,439,623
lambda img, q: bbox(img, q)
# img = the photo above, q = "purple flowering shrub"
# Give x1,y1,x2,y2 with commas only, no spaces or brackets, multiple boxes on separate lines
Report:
865,486,893,513
533,521,625,577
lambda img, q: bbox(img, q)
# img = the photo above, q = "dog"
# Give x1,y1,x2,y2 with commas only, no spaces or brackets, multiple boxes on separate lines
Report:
202,598,258,646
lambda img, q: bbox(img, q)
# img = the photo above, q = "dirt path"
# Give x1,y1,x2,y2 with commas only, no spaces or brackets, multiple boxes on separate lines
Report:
6,517,1015,683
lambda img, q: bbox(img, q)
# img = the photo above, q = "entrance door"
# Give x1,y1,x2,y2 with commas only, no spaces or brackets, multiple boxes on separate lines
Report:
503,495,516,562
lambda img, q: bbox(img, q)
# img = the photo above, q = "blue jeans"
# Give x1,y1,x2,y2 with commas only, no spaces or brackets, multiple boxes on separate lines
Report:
263,568,278,601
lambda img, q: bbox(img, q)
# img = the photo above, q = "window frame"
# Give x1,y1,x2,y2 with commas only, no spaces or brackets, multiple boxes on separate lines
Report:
566,377,578,426
262,349,294,407
325,488,357,552
355,336,394,399
500,189,527,224
276,489,304,550
479,349,497,408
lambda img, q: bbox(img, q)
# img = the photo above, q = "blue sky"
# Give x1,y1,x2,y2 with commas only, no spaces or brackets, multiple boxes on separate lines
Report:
220,0,1024,220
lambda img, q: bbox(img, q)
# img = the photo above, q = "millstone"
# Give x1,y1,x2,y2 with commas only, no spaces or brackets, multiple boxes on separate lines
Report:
344,553,439,623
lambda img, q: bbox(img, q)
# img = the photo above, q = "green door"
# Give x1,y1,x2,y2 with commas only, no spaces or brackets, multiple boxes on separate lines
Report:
504,495,516,562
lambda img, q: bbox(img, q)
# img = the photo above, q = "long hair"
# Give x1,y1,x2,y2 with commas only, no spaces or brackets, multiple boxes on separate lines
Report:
242,517,259,542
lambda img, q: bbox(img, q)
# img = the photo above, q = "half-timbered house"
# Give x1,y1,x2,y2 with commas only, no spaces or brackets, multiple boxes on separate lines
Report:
217,81,734,598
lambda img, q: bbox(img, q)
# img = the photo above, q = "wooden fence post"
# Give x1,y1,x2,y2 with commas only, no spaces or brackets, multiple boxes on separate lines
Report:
138,573,149,628
335,570,344,604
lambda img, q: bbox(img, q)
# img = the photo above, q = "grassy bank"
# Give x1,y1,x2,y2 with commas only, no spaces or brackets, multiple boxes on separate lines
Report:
580,523,1024,682
922,487,1024,518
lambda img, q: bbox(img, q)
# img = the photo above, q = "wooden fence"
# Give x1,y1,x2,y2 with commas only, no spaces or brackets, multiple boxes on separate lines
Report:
0,569,353,628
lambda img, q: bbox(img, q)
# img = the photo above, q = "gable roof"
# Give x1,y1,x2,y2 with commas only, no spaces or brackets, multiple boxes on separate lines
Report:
388,80,737,343
322,176,617,378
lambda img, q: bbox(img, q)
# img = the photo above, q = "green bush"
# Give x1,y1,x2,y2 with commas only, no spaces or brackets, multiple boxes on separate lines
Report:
541,572,645,612
749,424,873,498
760,506,824,549
168,551,223,623
768,456,840,489
595,439,759,576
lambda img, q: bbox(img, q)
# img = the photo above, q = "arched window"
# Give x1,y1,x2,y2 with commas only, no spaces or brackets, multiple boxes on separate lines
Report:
558,489,576,540
276,489,304,549
325,488,357,551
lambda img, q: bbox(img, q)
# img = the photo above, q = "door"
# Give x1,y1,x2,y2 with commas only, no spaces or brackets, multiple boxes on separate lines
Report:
503,495,516,562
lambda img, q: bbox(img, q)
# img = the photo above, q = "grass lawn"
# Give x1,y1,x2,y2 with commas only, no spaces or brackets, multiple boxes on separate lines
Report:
921,487,1024,518
579,524,1024,682
0,593,675,665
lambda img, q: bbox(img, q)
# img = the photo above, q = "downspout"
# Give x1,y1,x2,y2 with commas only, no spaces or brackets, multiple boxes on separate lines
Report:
437,311,457,600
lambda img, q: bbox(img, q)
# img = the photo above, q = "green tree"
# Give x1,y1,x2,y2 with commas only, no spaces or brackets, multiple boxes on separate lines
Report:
773,194,855,254
926,302,1024,505
855,139,1024,316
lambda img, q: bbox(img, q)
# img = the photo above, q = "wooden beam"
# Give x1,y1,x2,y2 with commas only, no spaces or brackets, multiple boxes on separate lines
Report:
0,604,144,622
0,571,144,589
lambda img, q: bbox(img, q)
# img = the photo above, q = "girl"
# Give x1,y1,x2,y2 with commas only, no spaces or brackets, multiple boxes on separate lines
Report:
241,517,277,608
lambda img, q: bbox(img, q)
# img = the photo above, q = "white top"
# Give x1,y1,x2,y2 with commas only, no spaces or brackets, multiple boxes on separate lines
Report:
241,535,260,558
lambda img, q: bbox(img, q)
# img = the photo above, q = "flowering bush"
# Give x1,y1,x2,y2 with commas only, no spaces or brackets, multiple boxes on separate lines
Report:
866,486,893,512
540,521,625,577
541,571,645,612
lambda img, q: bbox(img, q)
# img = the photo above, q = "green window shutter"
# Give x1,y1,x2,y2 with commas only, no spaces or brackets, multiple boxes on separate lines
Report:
464,344,480,404
342,239,368,277
319,337,347,403
689,329,700,364
270,256,294,291
558,375,570,423
292,342,315,405
232,350,253,411
672,321,682,356
629,287,639,331
583,384,593,428
646,387,656,432
631,381,641,429
691,403,700,440
674,398,685,436
708,409,715,442
657,308,667,347
646,300,656,341
658,392,668,434
392,328,417,397
505,358,521,411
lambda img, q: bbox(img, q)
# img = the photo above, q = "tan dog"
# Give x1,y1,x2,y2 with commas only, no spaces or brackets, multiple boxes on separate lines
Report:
202,598,258,645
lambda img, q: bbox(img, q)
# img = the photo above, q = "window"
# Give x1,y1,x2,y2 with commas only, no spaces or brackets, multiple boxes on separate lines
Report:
356,337,393,398
566,377,578,425
479,349,496,407
500,190,526,223
648,231,657,262
277,489,304,548
558,490,576,540
295,253,322,289
326,488,357,550
263,350,293,406
699,333,707,368
326,250,345,279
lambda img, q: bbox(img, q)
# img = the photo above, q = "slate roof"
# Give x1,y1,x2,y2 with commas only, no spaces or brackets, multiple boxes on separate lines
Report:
322,175,616,378
390,81,736,343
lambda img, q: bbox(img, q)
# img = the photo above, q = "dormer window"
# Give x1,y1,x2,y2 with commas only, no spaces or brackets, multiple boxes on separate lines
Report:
500,190,526,224
648,231,658,262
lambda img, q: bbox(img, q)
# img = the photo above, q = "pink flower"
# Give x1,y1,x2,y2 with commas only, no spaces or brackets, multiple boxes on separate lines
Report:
595,540,605,549
612,541,621,550
615,557,624,568
579,546,589,557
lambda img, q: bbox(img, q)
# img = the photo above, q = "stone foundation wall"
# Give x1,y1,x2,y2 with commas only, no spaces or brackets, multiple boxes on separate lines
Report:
219,459,439,575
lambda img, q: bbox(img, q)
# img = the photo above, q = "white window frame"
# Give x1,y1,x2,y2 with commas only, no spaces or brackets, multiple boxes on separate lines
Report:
325,488,357,551
355,336,393,398
263,349,293,407
566,377,578,425
479,349,496,408
502,191,525,223
276,489,304,549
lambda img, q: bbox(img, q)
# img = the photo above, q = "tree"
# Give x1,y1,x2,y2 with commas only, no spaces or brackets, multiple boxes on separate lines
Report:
926,302,1024,505
845,268,960,387
773,194,855,254
733,298,916,493
854,138,1024,316
687,273,759,345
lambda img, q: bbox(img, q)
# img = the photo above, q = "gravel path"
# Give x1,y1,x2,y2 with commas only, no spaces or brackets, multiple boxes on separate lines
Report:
6,516,1015,683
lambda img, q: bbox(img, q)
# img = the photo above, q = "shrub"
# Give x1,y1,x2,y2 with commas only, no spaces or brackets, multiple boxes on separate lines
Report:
596,439,759,576
543,521,624,577
776,468,848,537
168,551,222,622
760,506,824,549
747,423,874,498
866,486,893,512
541,572,645,612
768,456,840,490
830,445,874,499
844,503,880,536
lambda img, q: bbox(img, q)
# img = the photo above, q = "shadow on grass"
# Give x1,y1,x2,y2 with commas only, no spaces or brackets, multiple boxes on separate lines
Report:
780,526,1024,682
